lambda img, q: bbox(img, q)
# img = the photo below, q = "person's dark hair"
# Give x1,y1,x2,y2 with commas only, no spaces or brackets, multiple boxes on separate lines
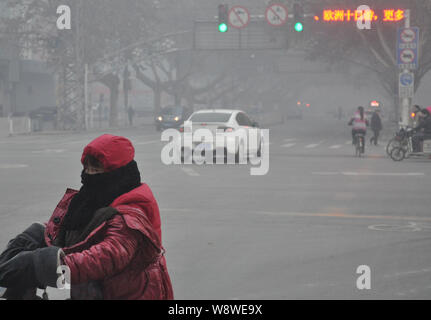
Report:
358,106,364,120
83,155,103,170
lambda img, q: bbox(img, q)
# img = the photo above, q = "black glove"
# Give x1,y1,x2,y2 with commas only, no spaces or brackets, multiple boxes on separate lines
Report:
0,223,46,265
0,246,64,289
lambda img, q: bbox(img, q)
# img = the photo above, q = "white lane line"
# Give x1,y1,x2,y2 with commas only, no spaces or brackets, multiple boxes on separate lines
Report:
312,172,425,177
312,172,339,175
256,211,431,222
0,164,29,169
135,140,160,145
181,167,200,176
384,268,431,279
281,143,296,148
342,172,425,176
31,149,66,154
329,145,342,149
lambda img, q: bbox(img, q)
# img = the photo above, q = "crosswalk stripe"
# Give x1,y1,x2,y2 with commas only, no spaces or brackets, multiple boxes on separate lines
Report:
281,143,296,148
305,143,319,148
329,145,342,149
181,167,200,176
135,140,160,145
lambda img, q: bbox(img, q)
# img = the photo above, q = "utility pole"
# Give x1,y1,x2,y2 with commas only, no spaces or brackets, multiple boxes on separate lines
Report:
400,9,411,129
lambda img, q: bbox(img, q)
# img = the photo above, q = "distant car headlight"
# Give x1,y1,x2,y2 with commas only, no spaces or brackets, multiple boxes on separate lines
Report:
174,116,180,122
157,116,163,121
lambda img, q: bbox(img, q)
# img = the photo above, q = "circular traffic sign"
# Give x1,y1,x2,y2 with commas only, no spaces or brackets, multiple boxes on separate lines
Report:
399,48,416,63
400,28,416,43
400,73,413,86
265,3,288,27
228,6,250,29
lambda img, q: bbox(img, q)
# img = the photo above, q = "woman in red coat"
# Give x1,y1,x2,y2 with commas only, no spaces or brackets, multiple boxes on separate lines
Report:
0,134,173,300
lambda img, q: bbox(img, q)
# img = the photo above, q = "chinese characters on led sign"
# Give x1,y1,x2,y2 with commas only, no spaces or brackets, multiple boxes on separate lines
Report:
318,9,405,22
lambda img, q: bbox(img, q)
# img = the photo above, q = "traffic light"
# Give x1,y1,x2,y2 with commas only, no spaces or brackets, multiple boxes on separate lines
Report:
218,4,229,33
293,2,304,32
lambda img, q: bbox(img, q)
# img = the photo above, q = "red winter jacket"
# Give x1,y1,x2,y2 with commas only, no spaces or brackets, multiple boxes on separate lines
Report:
44,134,174,300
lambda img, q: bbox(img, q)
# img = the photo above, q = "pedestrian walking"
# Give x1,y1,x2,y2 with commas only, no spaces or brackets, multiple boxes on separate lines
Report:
370,110,382,146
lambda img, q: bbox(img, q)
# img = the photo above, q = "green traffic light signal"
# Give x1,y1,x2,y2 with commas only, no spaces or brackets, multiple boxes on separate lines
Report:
294,22,303,32
218,22,228,33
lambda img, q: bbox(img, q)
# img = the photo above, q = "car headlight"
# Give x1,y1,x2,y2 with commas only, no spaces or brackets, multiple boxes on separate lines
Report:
157,116,163,121
174,116,180,122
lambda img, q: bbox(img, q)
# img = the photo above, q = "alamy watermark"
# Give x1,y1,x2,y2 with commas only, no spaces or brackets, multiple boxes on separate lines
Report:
56,265,71,290
356,265,371,290
56,5,71,30
356,5,372,30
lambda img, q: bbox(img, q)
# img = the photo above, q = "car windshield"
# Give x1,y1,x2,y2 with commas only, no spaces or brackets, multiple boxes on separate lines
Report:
189,112,232,123
161,107,182,115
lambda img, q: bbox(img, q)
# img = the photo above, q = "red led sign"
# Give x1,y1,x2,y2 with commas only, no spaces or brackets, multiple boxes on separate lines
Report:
318,9,405,22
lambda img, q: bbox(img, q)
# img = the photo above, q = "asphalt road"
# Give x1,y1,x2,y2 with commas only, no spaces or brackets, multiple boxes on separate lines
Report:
1,115,431,299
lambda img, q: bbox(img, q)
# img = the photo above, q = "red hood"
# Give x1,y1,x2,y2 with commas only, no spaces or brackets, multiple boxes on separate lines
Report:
111,183,162,242
81,134,135,172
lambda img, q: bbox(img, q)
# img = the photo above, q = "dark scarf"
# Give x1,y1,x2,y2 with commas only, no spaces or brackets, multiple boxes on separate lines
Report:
62,160,141,231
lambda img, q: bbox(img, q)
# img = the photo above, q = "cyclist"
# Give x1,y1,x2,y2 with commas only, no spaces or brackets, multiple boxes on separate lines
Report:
348,106,369,146
412,109,431,152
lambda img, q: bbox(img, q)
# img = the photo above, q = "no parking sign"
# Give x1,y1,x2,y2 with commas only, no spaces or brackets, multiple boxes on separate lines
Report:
265,3,288,27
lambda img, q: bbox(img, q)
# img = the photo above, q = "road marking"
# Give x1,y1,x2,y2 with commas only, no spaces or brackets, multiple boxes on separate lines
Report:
345,140,352,145
181,167,200,176
368,222,431,232
384,268,431,279
342,172,424,176
305,141,324,149
135,140,160,145
257,211,431,222
31,149,65,154
312,172,425,177
281,143,296,148
63,140,91,145
0,164,29,169
312,172,339,175
329,145,342,149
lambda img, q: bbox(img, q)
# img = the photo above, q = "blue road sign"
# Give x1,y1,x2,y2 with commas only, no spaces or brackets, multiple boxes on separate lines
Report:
400,72,414,86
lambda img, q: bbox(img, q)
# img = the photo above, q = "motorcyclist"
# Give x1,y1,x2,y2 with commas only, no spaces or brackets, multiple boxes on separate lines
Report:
412,109,431,152
348,106,369,146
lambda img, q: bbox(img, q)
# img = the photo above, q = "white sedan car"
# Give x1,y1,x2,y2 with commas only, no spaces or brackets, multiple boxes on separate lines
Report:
178,109,263,163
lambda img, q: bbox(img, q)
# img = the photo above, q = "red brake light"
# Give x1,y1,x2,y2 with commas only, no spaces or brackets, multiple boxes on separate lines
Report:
179,127,184,132
218,126,234,132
